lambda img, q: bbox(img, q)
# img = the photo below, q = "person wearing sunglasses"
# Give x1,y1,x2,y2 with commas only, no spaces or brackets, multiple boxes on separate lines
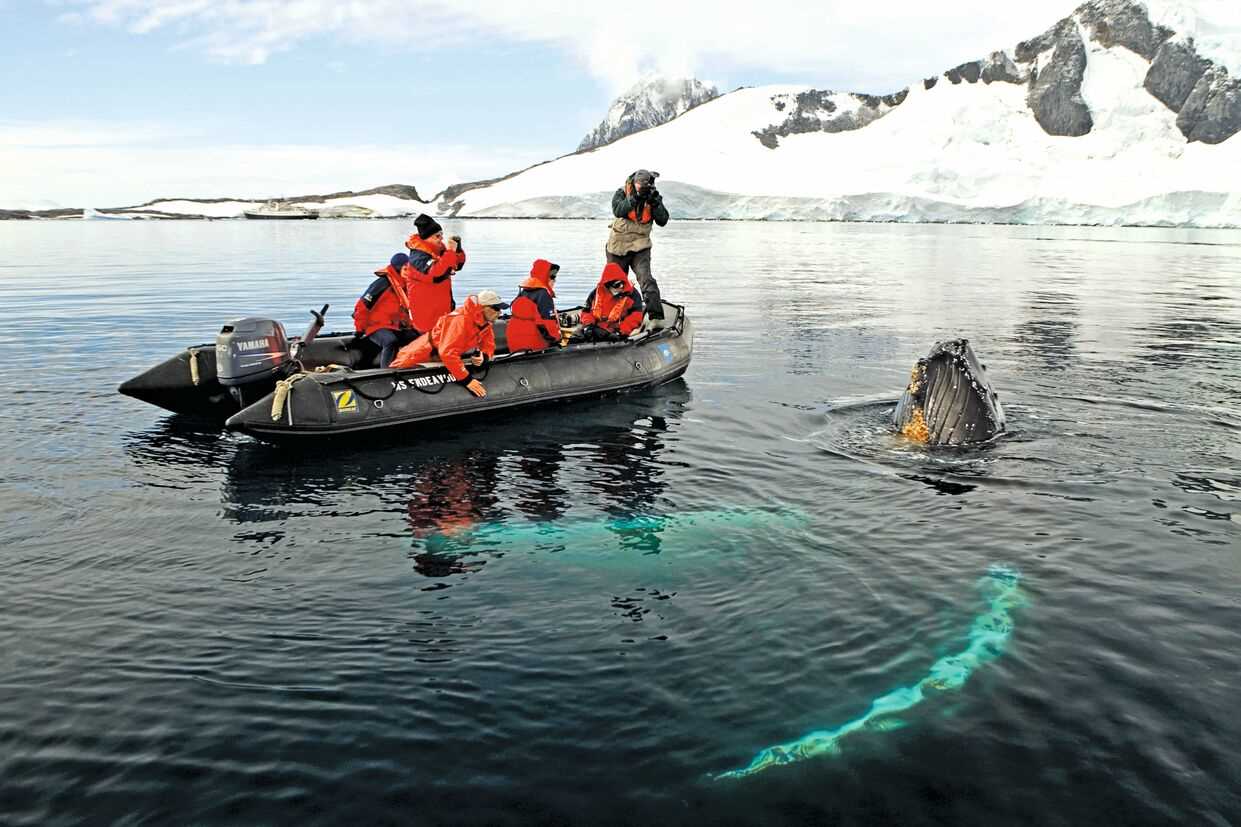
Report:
605,169,668,322
390,290,508,398
579,262,645,340
506,259,562,352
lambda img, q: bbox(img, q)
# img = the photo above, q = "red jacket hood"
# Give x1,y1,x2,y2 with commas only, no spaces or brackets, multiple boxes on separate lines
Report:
519,259,557,296
460,294,487,327
596,262,634,292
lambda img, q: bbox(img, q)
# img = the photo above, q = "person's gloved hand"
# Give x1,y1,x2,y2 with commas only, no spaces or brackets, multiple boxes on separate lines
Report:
585,324,621,342
647,187,661,204
465,379,487,398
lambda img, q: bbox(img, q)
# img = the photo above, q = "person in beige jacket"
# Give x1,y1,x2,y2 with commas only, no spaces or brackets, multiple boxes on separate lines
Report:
605,169,669,320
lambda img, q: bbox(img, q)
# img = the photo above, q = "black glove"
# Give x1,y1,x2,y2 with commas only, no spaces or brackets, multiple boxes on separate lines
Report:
581,324,605,342
584,325,622,342
647,187,660,203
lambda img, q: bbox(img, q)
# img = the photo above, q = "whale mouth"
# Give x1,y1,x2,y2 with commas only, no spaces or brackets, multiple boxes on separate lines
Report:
893,339,1005,446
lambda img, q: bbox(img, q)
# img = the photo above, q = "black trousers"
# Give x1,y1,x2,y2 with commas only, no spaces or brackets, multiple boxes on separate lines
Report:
605,246,664,319
369,328,418,368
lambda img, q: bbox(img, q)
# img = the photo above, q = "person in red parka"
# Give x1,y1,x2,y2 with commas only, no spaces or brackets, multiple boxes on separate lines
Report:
580,262,645,340
507,259,561,352
404,213,466,335
352,252,416,367
390,290,509,398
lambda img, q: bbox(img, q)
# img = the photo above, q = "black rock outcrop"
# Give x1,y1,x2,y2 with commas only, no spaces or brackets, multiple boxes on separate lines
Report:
1145,38,1213,111
945,61,982,84
753,88,908,148
856,90,910,108
1078,0,1172,59
980,51,1026,85
1021,18,1094,137
1176,67,1241,144
942,52,1024,86
578,77,719,151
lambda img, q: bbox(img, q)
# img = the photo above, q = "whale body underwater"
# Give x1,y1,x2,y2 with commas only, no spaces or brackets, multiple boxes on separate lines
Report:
893,339,1006,446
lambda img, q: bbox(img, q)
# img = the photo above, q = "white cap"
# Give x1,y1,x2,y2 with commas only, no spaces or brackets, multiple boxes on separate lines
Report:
476,289,509,309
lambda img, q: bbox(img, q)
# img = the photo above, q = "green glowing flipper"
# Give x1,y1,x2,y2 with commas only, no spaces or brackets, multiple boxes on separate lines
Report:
714,565,1022,781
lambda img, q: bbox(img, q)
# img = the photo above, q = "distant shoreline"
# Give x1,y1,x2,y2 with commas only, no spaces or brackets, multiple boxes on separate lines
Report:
5,211,1240,231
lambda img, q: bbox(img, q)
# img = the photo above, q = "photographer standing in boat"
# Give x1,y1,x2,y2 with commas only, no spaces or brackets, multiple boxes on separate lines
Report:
606,169,668,321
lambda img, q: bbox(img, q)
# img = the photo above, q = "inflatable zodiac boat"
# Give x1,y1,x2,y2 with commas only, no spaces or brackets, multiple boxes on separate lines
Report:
119,302,693,442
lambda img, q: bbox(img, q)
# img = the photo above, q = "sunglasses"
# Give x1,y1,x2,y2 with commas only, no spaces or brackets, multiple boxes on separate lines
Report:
605,280,625,289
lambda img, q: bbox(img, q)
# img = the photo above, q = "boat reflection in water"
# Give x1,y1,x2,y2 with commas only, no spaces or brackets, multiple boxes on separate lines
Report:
221,381,694,576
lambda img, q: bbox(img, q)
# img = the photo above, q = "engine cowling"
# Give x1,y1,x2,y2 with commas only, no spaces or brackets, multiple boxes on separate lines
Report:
216,318,292,394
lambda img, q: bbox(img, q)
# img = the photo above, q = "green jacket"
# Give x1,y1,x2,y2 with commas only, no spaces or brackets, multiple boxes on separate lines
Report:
606,183,669,255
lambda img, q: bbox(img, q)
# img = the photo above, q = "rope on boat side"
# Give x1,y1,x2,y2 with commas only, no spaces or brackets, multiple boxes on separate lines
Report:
269,365,349,421
187,348,201,386
270,373,310,421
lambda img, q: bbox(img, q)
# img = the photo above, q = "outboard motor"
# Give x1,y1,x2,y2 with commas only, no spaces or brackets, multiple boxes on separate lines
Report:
215,317,293,406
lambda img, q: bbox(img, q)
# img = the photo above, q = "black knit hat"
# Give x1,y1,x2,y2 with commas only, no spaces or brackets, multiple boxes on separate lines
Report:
414,213,443,240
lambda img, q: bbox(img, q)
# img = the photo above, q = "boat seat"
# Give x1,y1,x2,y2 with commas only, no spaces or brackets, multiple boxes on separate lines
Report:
492,318,511,355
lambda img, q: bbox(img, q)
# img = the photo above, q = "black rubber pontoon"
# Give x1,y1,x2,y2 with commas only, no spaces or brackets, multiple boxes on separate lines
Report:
223,303,692,442
118,332,375,417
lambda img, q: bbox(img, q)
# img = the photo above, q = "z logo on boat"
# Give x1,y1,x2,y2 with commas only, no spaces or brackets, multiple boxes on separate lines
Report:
332,389,358,413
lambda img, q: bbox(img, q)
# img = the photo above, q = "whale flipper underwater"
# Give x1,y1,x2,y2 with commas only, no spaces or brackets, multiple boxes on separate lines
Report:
893,339,1006,446
713,565,1022,781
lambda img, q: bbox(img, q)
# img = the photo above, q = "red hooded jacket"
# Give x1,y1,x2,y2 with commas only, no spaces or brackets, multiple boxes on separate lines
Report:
404,236,467,334
581,262,645,336
506,259,560,352
352,264,412,336
390,295,496,379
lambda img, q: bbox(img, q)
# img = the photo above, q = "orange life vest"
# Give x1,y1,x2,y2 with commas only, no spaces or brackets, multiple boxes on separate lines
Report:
627,202,653,224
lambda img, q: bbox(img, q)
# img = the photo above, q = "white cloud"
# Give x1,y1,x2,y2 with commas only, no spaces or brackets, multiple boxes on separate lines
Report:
0,120,193,147
0,121,553,207
60,0,1084,90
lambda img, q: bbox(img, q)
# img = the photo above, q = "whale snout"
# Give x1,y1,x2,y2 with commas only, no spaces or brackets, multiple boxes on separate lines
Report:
893,339,1005,446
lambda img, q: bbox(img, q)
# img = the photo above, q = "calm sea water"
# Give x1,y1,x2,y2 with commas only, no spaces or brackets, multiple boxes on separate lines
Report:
1,219,1239,825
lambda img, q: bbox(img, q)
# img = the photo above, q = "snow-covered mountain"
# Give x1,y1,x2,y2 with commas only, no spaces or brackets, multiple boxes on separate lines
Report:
3,185,429,220
443,0,1241,228
578,77,720,152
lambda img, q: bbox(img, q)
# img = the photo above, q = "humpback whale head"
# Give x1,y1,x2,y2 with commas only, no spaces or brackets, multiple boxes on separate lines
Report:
893,339,1005,446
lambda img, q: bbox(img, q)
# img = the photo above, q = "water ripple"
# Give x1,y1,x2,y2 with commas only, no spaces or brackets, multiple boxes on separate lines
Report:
2,220,1240,824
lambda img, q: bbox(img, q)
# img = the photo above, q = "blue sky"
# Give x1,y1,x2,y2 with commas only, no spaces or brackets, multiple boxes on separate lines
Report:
1,0,1079,207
